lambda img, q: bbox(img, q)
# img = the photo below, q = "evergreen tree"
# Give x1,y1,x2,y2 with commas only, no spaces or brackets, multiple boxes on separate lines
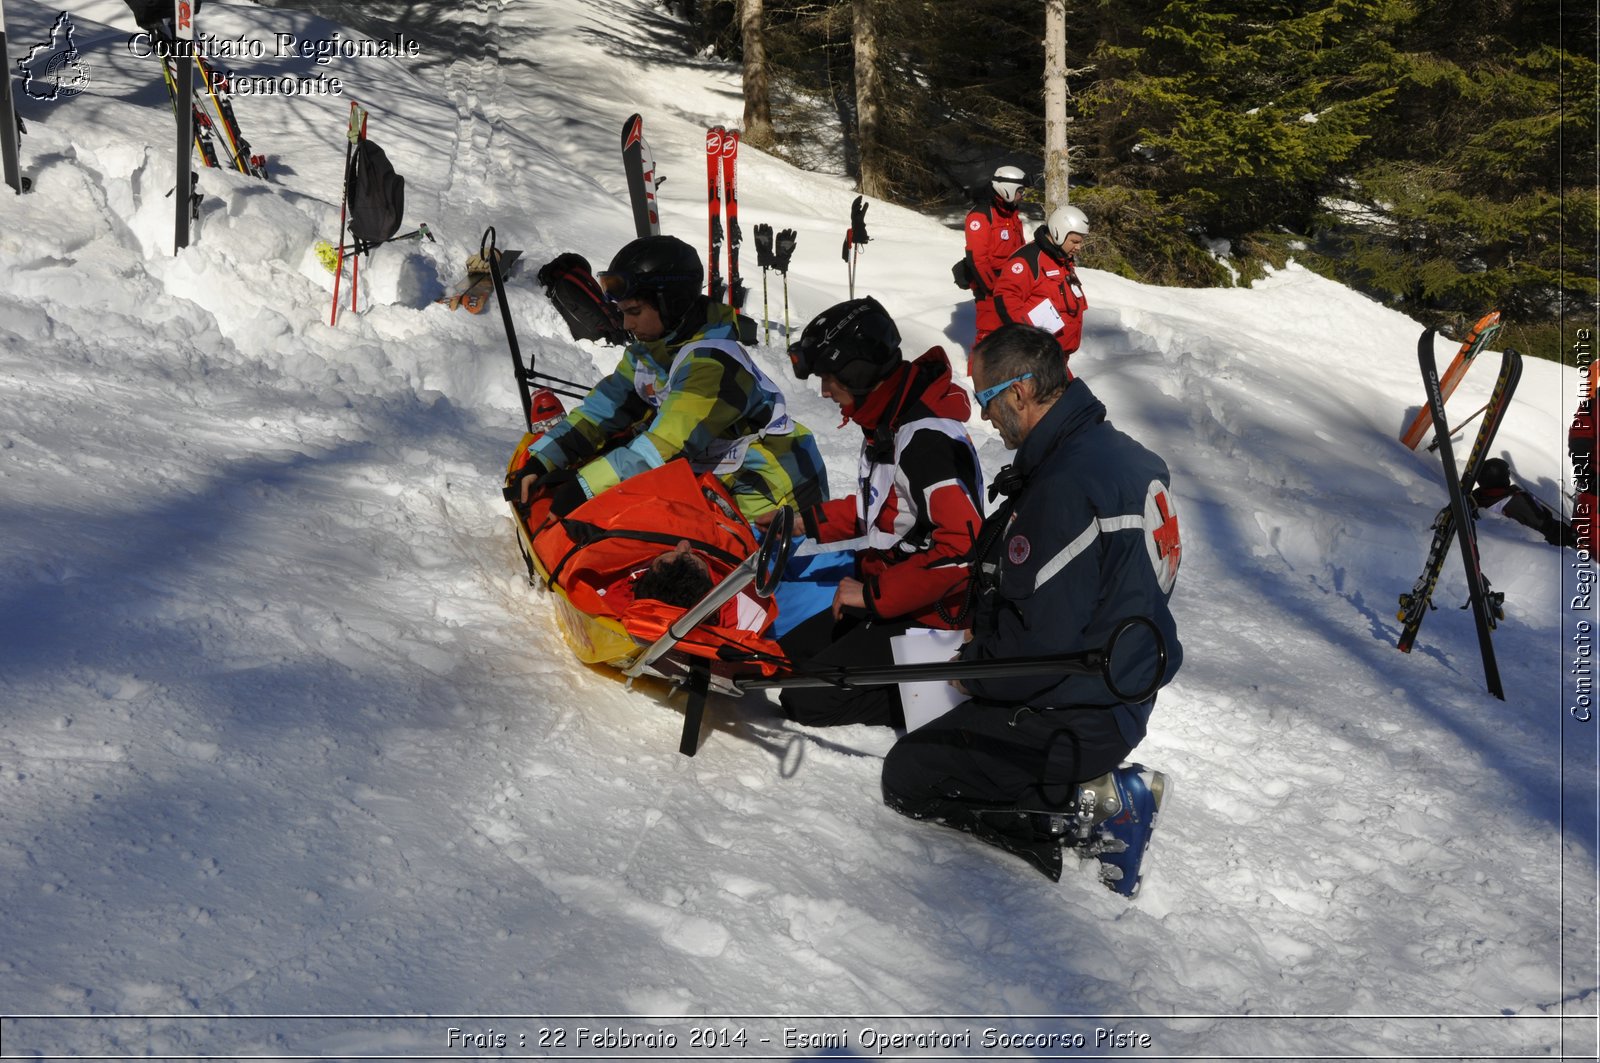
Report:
1084,0,1397,236
666,0,1592,355
1328,1,1597,334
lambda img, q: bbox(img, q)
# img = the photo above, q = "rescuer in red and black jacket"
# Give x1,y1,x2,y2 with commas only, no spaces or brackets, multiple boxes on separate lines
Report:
964,166,1030,346
779,296,985,728
992,205,1090,360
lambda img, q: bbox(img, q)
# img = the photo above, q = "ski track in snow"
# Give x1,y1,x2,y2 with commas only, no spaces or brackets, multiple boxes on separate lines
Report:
0,0,1593,1058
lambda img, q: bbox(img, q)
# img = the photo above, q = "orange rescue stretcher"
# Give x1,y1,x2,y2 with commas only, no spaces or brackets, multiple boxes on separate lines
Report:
505,449,795,754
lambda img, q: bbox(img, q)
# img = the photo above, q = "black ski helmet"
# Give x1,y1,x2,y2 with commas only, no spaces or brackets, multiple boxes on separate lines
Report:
1477,457,1512,491
789,297,902,394
599,235,704,331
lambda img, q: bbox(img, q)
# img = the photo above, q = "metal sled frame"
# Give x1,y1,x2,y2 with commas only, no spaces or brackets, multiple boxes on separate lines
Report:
481,226,596,429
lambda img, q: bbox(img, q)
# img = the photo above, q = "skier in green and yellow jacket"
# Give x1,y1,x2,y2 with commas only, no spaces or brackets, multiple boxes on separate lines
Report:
513,235,828,522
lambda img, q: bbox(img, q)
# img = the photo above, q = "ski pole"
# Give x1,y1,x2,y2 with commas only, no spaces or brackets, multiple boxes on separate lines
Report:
743,616,1168,706
1427,399,1491,452
772,228,796,340
483,226,535,430
753,223,775,346
842,231,855,299
845,196,870,298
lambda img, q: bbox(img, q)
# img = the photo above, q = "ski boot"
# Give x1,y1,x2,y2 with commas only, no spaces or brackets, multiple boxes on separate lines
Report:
1085,764,1168,898
998,771,1142,883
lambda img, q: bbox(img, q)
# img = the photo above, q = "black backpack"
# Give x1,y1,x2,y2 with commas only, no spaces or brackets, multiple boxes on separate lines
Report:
537,252,627,345
346,140,405,252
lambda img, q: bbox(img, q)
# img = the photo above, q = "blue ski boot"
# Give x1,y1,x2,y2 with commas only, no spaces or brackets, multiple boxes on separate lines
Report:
1088,764,1167,898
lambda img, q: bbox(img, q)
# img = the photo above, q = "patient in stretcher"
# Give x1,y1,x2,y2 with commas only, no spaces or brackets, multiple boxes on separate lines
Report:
632,540,715,607
523,459,784,665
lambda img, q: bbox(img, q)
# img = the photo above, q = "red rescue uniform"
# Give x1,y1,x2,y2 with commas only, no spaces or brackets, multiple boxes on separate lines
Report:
964,198,1027,345
992,230,1087,358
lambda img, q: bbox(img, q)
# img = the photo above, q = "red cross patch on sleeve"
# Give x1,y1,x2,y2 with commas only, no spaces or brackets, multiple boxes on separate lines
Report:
1144,482,1181,595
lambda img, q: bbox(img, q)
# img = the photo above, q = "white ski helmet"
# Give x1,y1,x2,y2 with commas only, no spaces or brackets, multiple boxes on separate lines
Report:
991,165,1026,204
1047,204,1090,243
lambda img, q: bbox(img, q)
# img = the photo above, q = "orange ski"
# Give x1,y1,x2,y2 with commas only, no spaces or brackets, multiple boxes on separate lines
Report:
1399,309,1502,450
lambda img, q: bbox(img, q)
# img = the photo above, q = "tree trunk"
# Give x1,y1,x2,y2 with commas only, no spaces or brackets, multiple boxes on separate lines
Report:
739,0,776,148
853,0,890,198
1043,0,1070,211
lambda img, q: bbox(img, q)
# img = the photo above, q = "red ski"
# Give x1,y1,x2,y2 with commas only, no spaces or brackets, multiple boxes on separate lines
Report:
722,129,744,308
706,126,725,301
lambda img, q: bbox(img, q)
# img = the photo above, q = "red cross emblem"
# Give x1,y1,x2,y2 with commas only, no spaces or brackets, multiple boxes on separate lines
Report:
1144,485,1181,593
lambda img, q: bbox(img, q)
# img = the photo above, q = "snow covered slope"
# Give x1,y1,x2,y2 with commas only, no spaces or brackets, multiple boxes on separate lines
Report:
0,0,1594,1058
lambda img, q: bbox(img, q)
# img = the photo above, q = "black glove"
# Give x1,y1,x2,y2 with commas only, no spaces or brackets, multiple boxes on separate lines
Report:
951,258,972,291
754,224,775,269
538,468,590,518
773,228,797,273
502,453,555,505
850,196,870,245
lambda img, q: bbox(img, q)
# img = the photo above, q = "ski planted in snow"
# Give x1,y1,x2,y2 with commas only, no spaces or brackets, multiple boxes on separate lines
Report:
706,126,725,302
329,101,368,325
1397,332,1519,700
721,128,744,309
172,0,197,251
1397,503,1458,652
1397,338,1520,656
1399,310,1502,450
0,0,30,194
620,113,659,238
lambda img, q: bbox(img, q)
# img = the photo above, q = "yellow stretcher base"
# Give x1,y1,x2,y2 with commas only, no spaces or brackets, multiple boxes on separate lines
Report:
512,508,641,667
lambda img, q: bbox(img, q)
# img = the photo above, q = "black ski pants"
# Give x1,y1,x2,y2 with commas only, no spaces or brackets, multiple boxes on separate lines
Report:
776,611,913,728
881,697,1147,816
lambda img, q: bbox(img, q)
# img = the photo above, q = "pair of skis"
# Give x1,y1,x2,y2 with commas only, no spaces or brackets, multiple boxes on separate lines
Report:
189,55,266,178
172,0,195,251
706,125,744,308
156,52,265,180
148,1,264,251
616,116,748,313
1397,328,1521,701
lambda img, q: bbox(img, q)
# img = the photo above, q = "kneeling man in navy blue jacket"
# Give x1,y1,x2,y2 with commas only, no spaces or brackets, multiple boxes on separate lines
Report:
882,323,1183,896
